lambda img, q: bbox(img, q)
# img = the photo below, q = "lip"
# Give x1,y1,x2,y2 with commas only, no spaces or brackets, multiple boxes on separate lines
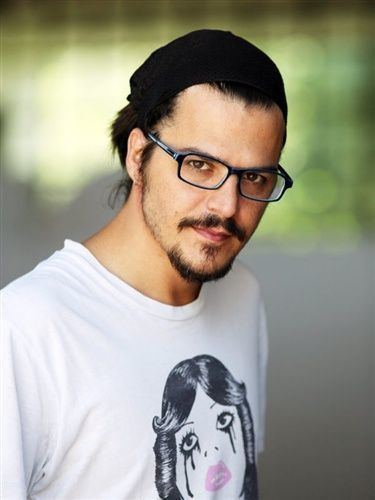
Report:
193,227,231,243
205,460,232,492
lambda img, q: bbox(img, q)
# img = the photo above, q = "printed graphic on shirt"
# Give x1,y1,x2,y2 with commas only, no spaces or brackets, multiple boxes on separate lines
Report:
152,355,258,499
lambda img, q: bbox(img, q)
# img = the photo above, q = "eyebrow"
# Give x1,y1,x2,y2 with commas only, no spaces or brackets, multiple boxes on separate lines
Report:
177,146,220,159
178,146,251,168
177,145,282,167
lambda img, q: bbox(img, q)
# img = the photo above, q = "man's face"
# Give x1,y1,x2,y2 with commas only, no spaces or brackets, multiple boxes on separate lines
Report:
140,84,285,283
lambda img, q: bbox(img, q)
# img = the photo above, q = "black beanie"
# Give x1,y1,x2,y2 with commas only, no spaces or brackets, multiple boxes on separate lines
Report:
127,29,288,129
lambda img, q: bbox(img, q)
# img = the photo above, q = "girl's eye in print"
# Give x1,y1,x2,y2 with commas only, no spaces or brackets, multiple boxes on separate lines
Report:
217,411,237,453
216,411,234,431
180,431,200,455
179,429,200,497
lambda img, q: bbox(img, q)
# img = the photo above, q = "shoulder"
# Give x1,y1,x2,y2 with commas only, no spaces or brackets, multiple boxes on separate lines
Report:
2,270,60,325
1,241,86,333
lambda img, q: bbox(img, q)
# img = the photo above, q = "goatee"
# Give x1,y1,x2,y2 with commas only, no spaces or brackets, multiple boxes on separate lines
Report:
167,244,235,284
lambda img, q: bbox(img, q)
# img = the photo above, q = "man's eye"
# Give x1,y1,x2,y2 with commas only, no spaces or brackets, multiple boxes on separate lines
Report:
188,160,209,170
180,432,199,454
216,411,234,431
243,172,264,183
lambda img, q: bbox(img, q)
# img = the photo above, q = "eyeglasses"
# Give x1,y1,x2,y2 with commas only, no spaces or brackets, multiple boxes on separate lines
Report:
147,132,293,202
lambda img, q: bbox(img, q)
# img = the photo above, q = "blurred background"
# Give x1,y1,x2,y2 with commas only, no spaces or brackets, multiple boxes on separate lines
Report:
1,1,374,498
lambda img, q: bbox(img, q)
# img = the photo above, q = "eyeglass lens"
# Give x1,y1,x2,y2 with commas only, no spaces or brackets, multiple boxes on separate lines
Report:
180,154,285,201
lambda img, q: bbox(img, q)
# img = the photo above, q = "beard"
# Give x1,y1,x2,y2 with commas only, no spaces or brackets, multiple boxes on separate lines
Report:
167,242,236,284
167,212,246,283
140,164,249,284
141,191,243,285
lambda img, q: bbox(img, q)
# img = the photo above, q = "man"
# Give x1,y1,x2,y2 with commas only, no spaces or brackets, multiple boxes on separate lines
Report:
2,30,293,499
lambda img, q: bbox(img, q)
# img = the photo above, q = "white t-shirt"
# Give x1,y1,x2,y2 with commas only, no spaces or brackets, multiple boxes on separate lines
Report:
1,240,268,500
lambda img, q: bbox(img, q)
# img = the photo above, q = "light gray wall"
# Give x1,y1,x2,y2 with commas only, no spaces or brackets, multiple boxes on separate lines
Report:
248,244,374,499
1,173,374,499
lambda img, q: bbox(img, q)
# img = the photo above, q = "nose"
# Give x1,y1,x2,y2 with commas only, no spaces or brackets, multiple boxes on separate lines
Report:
204,446,220,458
206,174,240,219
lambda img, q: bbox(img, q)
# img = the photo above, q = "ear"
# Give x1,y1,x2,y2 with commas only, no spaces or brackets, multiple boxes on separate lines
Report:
125,128,148,185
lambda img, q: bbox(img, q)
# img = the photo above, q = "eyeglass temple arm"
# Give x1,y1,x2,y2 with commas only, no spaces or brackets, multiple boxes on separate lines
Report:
147,132,179,160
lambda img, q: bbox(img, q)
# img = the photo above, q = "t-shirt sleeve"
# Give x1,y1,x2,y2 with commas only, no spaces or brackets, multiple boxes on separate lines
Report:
1,316,49,498
257,299,269,454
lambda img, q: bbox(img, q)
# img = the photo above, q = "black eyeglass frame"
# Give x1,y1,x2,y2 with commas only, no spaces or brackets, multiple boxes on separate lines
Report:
147,132,293,202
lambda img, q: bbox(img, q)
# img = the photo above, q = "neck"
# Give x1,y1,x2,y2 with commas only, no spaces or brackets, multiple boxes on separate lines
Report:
82,188,201,306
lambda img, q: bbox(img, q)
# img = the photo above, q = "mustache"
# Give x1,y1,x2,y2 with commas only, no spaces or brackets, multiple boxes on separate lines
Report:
178,214,246,242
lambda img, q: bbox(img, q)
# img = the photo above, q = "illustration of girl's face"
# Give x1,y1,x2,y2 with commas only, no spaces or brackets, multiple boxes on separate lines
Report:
175,385,246,498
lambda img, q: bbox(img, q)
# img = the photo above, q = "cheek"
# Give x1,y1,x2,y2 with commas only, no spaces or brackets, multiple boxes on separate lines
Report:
240,202,268,230
163,184,207,224
147,167,202,212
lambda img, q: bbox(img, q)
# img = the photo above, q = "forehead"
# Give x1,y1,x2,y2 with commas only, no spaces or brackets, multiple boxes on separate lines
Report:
186,385,235,421
162,84,285,165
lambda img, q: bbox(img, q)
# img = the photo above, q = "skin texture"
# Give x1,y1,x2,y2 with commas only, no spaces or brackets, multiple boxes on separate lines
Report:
83,84,285,306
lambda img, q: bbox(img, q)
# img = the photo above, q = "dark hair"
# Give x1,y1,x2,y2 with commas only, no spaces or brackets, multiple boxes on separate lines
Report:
109,82,284,207
152,354,258,500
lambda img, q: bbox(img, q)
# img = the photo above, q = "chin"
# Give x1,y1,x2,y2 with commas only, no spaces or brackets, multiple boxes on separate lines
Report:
167,244,236,284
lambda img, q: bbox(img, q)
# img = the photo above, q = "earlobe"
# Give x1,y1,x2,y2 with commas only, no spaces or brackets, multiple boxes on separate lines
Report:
126,128,148,185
